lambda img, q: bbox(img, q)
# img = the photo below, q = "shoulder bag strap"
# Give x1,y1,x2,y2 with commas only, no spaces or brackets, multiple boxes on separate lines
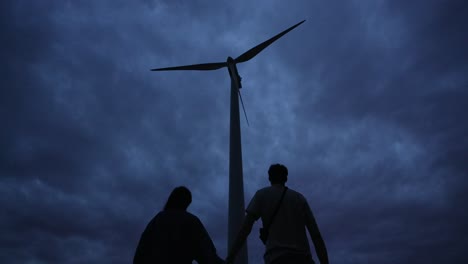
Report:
265,187,288,231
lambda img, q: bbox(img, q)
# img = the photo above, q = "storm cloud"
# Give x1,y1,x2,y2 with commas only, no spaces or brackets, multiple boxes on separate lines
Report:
2,0,467,263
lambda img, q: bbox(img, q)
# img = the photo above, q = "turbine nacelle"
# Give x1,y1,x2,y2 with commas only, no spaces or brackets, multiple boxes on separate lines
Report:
227,56,242,89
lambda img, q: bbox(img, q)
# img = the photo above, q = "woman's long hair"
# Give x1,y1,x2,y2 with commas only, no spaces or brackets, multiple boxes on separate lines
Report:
164,186,192,211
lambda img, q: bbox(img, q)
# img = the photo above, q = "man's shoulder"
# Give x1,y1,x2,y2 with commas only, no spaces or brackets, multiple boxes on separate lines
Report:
253,186,283,198
255,186,303,196
256,186,273,194
287,188,306,198
252,186,309,205
289,188,309,203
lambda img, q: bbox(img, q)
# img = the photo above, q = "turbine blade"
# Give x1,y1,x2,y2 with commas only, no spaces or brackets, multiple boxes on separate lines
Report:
151,62,226,71
238,90,250,126
235,20,306,63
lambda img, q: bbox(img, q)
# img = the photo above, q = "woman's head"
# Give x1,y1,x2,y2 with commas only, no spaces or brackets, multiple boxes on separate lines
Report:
164,186,192,211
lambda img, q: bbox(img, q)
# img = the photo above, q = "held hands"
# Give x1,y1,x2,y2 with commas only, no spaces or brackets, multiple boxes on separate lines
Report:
225,254,235,264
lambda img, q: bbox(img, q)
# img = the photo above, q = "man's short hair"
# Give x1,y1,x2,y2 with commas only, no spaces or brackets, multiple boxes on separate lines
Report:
268,164,288,184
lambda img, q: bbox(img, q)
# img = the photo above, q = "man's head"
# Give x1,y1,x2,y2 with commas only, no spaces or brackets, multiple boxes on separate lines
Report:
268,164,288,185
164,186,192,211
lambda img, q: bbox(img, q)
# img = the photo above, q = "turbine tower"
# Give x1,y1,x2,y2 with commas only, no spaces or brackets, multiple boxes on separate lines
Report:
151,20,305,264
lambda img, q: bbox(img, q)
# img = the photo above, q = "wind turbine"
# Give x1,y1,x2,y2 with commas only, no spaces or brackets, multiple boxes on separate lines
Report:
151,20,305,264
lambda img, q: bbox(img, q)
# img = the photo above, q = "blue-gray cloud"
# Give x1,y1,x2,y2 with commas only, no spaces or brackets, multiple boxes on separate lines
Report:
1,0,467,263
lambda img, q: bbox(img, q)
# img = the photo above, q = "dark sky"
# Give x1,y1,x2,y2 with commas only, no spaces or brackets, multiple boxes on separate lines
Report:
2,0,467,263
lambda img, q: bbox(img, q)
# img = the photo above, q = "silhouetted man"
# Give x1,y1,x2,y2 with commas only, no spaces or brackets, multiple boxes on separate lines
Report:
226,164,329,264
134,186,224,264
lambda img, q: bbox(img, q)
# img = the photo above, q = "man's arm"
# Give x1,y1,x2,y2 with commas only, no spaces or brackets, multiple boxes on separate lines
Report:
304,202,329,264
225,213,256,264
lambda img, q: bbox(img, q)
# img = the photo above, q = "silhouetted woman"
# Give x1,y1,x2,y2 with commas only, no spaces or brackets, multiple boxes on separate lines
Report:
133,186,224,264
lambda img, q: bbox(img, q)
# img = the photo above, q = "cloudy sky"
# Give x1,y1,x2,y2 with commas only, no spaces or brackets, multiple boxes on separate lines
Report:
2,0,467,263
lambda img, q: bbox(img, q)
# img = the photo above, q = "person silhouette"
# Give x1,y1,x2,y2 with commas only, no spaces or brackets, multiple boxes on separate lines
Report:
134,186,224,264
226,164,329,264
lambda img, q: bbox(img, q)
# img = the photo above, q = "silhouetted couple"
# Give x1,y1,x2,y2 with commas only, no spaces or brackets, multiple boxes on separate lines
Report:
134,164,329,264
